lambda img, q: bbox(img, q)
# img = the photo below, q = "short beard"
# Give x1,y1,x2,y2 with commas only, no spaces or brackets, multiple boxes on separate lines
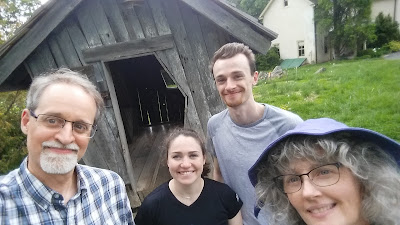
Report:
40,141,79,174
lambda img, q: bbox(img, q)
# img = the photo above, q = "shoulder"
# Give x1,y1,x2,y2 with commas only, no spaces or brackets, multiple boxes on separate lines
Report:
204,178,238,196
0,169,20,197
204,178,243,213
136,182,169,219
207,109,229,132
141,182,169,206
263,104,303,125
77,165,125,185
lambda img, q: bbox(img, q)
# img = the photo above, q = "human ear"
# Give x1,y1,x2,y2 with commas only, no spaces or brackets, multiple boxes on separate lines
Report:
20,109,30,135
252,71,259,86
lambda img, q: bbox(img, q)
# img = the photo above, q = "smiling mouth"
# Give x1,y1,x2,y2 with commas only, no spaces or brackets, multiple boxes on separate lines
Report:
179,171,194,175
308,204,335,214
45,147,77,154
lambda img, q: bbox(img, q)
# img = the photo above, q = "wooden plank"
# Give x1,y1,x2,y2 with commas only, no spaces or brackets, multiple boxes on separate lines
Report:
35,41,58,72
25,50,45,77
54,25,82,68
74,0,103,48
179,0,271,54
65,17,89,66
101,0,130,42
136,126,168,197
148,0,203,133
162,0,211,135
89,0,117,45
147,0,172,73
118,5,145,40
83,34,174,63
0,0,84,85
179,3,225,115
101,61,140,196
47,35,68,67
134,1,159,38
82,132,110,170
198,16,224,59
144,0,173,76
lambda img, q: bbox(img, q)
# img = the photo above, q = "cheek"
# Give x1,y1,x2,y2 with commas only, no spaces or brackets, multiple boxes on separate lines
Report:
287,193,302,211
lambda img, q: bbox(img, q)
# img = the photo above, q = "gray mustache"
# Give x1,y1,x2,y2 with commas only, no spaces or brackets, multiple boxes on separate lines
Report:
42,141,79,151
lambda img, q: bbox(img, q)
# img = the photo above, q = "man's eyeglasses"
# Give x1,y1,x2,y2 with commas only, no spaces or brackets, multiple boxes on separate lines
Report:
273,163,341,194
29,110,97,138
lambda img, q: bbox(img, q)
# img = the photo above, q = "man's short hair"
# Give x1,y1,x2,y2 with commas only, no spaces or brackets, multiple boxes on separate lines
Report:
210,42,256,75
26,68,104,123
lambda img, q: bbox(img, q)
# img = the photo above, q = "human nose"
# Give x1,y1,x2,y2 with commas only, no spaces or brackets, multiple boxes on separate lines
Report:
180,157,191,167
225,77,236,90
55,121,75,144
300,176,322,198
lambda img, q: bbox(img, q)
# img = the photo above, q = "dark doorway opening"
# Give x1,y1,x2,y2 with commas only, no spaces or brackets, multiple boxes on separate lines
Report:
108,55,185,144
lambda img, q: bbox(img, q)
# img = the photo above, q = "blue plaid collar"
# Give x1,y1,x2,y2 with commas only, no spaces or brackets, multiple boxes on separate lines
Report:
19,158,88,210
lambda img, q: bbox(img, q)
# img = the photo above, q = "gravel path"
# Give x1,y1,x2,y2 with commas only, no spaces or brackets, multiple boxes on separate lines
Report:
383,51,400,59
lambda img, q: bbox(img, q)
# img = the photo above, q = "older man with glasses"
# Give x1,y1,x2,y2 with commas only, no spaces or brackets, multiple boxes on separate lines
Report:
0,68,135,225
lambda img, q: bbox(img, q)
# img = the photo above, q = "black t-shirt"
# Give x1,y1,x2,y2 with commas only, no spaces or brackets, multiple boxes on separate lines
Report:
134,178,243,225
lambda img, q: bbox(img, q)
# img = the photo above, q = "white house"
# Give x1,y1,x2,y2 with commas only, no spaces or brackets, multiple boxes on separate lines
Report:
371,0,400,24
259,0,399,64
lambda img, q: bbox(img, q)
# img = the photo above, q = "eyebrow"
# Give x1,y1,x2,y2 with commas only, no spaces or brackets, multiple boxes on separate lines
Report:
39,112,92,124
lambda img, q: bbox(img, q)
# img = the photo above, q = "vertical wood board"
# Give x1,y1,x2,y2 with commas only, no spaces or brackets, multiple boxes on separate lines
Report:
101,0,130,42
179,3,224,115
47,34,68,67
74,0,103,48
54,25,82,68
162,0,211,134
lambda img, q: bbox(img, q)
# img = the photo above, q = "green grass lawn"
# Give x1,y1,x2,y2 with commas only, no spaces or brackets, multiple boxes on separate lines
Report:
254,58,400,142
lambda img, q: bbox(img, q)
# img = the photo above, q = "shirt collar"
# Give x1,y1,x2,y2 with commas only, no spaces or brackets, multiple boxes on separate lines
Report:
19,158,54,210
18,158,89,209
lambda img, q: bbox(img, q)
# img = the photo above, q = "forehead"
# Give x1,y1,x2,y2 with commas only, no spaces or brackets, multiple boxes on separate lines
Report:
36,83,96,121
168,135,202,153
287,159,320,173
212,54,251,77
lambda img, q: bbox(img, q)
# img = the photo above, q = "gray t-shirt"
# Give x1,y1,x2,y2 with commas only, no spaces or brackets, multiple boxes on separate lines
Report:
207,104,302,225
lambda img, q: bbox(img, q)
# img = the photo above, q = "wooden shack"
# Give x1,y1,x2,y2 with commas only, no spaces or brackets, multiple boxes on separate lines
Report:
0,0,277,207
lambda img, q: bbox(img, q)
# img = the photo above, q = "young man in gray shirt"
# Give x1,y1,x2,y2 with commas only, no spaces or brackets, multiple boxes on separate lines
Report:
208,43,302,225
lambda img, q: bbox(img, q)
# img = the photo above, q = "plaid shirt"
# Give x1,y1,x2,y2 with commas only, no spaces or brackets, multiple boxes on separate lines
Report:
0,158,134,225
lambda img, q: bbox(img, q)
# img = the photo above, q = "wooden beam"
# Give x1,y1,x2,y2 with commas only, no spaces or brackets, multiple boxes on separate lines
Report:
82,34,174,63
179,0,272,54
101,61,141,204
0,0,84,86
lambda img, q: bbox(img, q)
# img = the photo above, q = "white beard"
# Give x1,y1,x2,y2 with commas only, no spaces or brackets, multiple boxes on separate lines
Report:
40,141,79,174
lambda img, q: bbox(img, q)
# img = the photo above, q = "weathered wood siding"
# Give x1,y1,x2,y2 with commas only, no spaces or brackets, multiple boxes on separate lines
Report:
19,0,241,202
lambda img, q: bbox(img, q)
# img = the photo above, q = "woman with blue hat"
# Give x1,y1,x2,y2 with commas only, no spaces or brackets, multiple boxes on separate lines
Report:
248,118,400,225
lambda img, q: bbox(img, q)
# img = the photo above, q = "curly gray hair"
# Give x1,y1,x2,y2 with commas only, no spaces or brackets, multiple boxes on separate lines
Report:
255,134,400,225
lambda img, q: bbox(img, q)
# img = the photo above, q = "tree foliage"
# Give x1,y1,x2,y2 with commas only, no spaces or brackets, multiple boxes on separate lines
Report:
0,0,40,173
0,91,27,174
0,0,41,44
369,12,400,48
225,0,269,18
315,0,375,58
256,47,282,71
238,0,269,18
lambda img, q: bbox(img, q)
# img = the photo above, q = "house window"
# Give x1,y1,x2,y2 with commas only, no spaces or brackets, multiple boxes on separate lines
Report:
284,0,288,7
298,41,305,57
324,37,328,54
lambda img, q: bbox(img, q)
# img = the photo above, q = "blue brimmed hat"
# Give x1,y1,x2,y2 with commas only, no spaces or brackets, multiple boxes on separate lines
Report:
248,118,400,187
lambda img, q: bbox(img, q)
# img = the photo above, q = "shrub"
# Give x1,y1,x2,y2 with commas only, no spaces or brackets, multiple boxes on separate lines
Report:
369,13,400,48
256,47,283,71
389,41,400,52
